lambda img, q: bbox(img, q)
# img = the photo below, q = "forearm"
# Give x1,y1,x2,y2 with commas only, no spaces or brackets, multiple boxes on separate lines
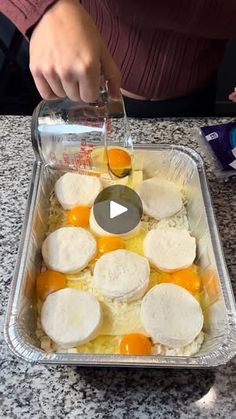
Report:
0,0,57,37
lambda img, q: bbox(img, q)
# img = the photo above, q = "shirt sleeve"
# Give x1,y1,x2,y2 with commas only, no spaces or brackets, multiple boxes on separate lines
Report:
0,0,57,38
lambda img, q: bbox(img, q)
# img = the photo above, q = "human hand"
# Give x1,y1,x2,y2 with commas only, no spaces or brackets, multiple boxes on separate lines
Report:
228,87,236,102
29,0,121,102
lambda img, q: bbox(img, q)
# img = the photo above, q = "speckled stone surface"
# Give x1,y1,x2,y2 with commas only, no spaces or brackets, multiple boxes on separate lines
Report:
0,115,236,419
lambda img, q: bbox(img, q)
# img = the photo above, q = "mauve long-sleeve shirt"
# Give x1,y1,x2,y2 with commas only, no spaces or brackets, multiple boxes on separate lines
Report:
1,0,236,99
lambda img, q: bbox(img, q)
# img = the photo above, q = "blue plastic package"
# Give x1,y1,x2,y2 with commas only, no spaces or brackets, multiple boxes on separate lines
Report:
199,121,236,177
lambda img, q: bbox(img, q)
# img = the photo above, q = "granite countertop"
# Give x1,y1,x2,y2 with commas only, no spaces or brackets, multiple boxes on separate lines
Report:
0,115,236,419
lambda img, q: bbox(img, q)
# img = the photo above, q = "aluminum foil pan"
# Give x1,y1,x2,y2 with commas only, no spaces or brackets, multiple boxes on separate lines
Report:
4,145,236,366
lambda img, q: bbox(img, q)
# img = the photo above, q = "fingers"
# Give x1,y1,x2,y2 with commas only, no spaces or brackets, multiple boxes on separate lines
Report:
42,70,66,98
60,79,80,102
74,59,101,102
229,88,236,102
101,46,121,99
31,66,80,101
31,61,100,102
30,48,120,103
32,72,58,100
31,65,79,101
58,59,100,102
30,63,66,99
28,0,121,103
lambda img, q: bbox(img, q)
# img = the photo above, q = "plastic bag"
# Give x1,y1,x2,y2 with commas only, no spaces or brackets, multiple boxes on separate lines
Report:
198,121,236,178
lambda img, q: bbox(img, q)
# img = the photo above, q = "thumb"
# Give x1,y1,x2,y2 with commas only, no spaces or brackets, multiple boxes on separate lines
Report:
101,45,121,99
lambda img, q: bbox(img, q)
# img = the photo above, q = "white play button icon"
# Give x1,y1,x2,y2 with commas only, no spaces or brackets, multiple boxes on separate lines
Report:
110,200,128,219
93,185,143,235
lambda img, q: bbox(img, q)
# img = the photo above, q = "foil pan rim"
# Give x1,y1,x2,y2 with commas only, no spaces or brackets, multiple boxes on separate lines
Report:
4,144,236,367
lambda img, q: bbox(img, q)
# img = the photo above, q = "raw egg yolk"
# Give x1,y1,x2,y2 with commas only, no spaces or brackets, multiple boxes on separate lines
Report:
67,206,90,227
149,270,172,288
160,268,201,295
36,270,66,301
98,236,125,254
120,333,152,355
103,148,131,169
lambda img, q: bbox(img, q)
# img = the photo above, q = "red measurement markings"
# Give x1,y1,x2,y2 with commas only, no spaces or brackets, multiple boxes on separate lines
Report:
49,151,57,165
62,153,76,170
74,140,94,169
63,153,70,165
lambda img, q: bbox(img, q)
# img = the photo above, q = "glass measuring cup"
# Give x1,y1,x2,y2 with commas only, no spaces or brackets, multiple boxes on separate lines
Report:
31,86,133,178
